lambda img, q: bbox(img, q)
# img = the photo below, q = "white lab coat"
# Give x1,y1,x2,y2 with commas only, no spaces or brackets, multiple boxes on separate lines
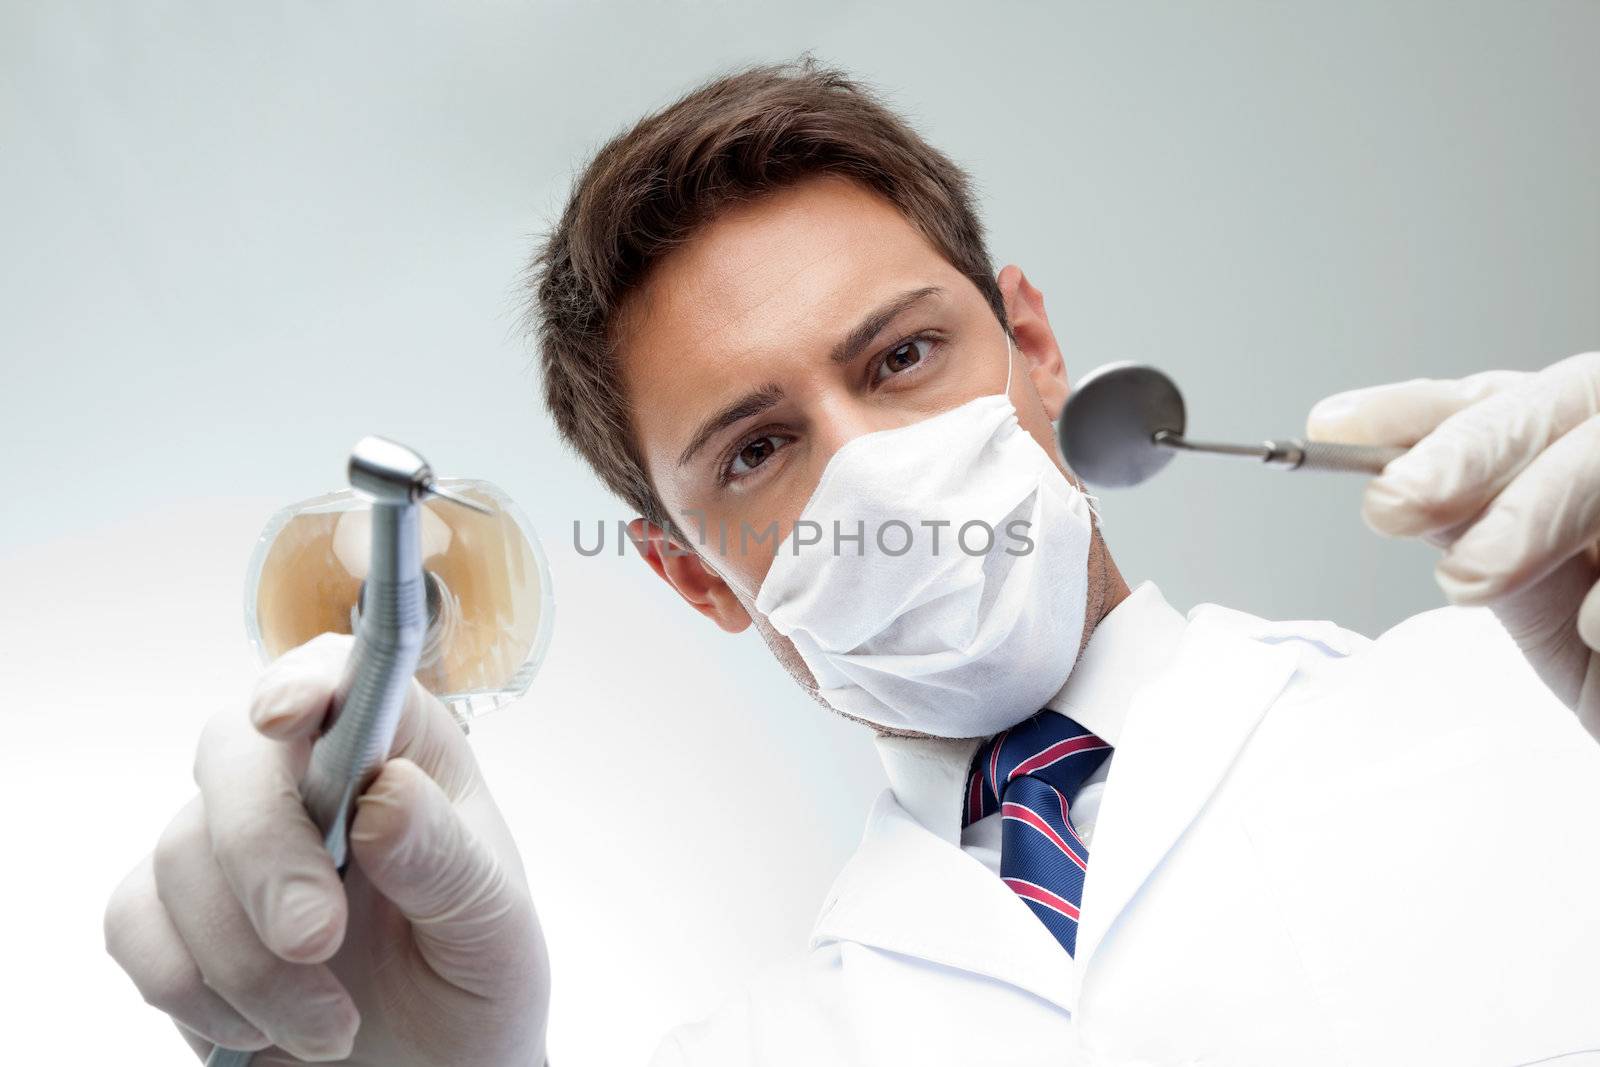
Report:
652,602,1600,1066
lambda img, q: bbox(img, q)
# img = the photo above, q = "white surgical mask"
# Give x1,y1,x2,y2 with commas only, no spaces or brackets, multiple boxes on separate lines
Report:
752,333,1095,737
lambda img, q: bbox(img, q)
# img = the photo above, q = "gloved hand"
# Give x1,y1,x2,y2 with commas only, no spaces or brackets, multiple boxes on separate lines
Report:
103,634,550,1064
1306,351,1600,738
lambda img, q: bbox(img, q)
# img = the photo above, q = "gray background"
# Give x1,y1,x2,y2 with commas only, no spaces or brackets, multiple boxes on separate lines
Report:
3,2,1596,1063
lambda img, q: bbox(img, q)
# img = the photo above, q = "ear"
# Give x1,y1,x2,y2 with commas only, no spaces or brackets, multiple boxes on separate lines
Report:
997,264,1069,419
626,518,752,634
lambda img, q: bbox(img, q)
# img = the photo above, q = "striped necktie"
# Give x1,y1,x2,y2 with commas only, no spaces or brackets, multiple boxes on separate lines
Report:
963,709,1112,957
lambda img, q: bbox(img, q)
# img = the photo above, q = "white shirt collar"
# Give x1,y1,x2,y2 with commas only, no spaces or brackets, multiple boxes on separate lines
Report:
1041,579,1187,747
873,580,1187,843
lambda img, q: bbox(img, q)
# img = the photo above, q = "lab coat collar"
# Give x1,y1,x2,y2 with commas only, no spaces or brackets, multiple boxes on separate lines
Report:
810,780,1080,1013
816,587,1305,1006
810,581,1195,1012
1072,605,1303,976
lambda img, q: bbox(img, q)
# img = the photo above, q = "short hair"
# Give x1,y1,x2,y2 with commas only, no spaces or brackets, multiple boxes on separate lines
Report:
525,56,1006,534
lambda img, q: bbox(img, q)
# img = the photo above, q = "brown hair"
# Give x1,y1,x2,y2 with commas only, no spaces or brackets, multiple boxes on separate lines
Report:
526,55,1007,534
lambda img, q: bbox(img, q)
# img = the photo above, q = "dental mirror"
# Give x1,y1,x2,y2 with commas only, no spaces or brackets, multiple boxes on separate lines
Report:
1058,362,1405,489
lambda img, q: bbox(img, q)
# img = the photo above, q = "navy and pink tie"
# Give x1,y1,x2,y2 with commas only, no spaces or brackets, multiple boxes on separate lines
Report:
964,710,1112,957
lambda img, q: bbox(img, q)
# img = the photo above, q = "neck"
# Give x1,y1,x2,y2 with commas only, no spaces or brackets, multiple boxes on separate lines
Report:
1079,529,1132,661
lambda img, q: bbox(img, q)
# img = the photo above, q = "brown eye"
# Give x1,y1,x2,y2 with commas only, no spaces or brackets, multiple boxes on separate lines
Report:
874,337,933,383
727,434,784,478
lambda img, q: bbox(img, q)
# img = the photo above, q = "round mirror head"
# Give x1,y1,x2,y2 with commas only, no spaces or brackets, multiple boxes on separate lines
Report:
1058,362,1186,489
244,478,554,722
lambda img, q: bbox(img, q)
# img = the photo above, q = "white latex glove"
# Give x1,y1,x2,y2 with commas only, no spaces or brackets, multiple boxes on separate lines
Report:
1306,351,1600,738
104,634,550,1064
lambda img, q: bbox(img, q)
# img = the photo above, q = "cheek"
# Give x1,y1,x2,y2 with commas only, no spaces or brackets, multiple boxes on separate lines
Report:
707,534,779,599
659,466,822,595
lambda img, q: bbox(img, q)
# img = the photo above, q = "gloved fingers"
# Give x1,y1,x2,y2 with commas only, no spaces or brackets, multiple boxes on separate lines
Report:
255,631,479,797
153,797,360,1062
1579,653,1600,742
1580,578,1600,653
1434,412,1600,603
247,632,353,741
1475,553,1599,709
1305,370,1527,447
387,675,483,801
104,852,271,1052
350,758,541,998
1362,352,1600,537
174,1022,214,1061
195,697,347,965
201,630,480,966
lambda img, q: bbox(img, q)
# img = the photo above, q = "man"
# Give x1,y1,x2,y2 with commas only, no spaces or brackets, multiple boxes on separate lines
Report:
105,58,1600,1065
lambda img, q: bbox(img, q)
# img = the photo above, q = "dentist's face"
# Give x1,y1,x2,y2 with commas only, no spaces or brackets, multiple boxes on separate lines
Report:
615,173,1108,701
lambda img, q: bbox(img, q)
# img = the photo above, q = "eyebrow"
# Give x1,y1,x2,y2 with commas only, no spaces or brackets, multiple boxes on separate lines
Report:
829,285,945,366
675,286,947,470
676,382,786,468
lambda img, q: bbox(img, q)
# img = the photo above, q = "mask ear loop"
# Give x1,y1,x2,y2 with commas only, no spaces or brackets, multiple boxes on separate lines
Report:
1001,330,1017,399
1009,327,1106,527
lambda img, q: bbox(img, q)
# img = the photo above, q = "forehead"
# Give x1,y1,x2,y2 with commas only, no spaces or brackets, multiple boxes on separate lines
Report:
616,175,963,455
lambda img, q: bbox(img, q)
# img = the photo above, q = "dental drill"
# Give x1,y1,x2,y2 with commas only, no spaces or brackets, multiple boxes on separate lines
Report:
206,436,488,1067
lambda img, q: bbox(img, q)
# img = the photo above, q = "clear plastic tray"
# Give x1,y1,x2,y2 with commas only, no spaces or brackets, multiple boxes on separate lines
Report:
243,478,554,722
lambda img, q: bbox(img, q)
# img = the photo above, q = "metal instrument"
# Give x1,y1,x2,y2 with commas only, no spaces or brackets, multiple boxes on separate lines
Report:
207,436,488,1067
1058,362,1405,489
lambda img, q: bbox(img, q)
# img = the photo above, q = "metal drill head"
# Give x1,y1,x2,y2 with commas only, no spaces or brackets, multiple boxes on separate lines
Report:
1057,363,1187,489
347,436,489,513
348,436,433,504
